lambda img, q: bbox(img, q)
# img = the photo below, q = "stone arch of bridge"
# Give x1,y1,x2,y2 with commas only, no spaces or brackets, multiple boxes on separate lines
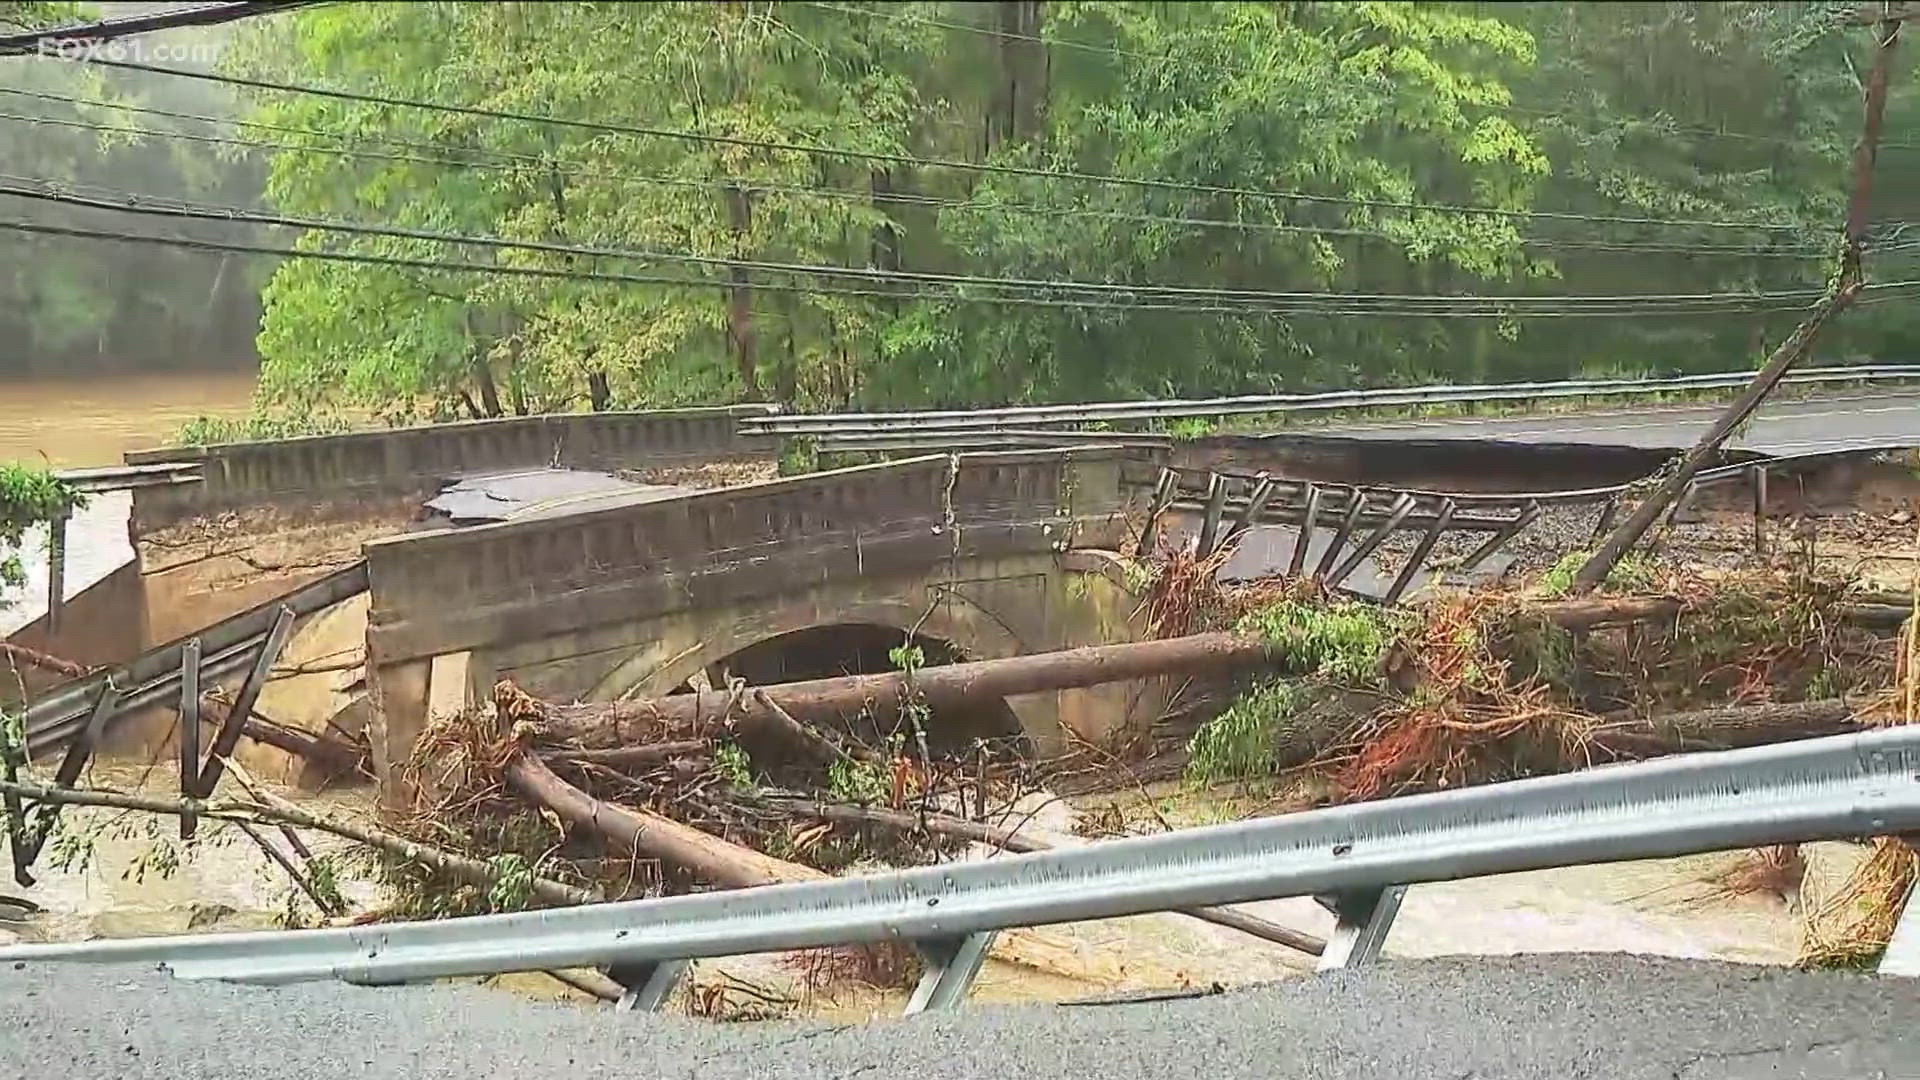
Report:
583,595,1043,749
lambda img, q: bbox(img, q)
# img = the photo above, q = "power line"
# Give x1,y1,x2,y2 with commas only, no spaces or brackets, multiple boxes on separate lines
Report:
0,94,1836,258
0,178,1846,313
0,216,1872,318
49,51,1817,233
0,1,319,56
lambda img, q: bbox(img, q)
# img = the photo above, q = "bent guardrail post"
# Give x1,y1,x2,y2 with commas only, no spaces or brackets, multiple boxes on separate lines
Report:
178,640,201,841
1290,484,1323,577
1457,501,1541,574
1384,498,1455,606
16,680,122,876
195,606,297,799
1314,490,1368,582
1194,472,1229,558
1135,467,1178,557
608,959,690,1014
1221,472,1276,554
1315,886,1406,971
1751,465,1770,557
905,931,999,1014
1327,493,1417,589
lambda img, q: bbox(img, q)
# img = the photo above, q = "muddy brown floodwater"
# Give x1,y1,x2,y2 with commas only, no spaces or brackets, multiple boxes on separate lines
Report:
0,371,258,468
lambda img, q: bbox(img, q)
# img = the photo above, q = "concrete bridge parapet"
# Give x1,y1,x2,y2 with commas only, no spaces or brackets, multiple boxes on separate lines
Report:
125,405,780,531
360,445,1165,801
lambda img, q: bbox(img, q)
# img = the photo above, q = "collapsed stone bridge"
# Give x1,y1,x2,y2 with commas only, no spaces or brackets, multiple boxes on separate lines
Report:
12,409,1168,801
358,446,1160,798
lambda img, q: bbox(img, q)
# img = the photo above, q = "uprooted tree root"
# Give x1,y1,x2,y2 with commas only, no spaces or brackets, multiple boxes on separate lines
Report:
1800,838,1918,968
1165,566,1901,804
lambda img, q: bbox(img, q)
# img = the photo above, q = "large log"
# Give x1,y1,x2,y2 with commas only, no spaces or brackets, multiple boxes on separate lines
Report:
1533,596,1905,633
535,632,1287,749
507,754,818,889
750,794,1325,956
504,753,1210,985
1589,698,1860,753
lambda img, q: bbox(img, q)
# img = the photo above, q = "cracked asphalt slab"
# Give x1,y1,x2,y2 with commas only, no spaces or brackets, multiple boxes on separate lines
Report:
4,955,1918,1079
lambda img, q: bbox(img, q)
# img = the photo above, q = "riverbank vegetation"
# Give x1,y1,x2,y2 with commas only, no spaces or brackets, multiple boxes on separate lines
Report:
0,464,78,602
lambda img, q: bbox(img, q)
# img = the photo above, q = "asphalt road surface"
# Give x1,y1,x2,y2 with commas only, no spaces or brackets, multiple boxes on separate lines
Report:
5,955,1916,1079
1320,391,1920,455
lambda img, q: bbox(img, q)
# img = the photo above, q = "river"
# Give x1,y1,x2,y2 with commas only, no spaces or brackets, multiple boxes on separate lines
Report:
0,371,258,635
0,370,258,468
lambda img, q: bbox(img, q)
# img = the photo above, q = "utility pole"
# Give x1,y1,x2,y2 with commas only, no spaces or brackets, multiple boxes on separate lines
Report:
1569,7,1904,594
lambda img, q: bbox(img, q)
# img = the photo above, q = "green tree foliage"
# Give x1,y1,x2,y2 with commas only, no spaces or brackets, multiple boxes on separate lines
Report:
219,2,1920,417
0,463,80,602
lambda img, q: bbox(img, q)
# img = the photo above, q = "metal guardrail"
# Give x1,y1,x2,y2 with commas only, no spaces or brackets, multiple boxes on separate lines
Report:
748,364,1920,436
21,562,369,759
4,726,1918,1011
50,461,202,494
1136,442,1920,603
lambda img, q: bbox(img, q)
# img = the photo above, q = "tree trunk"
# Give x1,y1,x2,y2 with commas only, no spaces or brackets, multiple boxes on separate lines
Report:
725,183,758,397
1532,596,1684,630
1531,596,1904,634
748,794,1325,955
504,754,1240,984
586,370,612,412
1589,698,1860,754
528,633,1288,750
987,0,1049,152
508,753,818,889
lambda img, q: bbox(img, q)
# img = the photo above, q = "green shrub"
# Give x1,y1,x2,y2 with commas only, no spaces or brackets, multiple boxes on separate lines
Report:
173,412,356,446
1185,681,1305,783
1234,596,1391,684
1536,549,1655,598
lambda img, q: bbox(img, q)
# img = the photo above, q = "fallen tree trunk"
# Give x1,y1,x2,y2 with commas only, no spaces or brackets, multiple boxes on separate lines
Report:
0,779,597,908
505,752,1220,984
203,703,365,777
507,754,816,889
1589,698,1860,753
1533,596,1905,633
1533,596,1684,630
750,794,1325,956
0,642,86,679
533,633,1287,749
541,741,711,769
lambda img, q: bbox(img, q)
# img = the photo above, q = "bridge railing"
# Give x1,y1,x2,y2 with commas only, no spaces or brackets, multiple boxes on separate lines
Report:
4,724,1915,1011
123,405,780,528
744,364,1920,437
363,445,1154,664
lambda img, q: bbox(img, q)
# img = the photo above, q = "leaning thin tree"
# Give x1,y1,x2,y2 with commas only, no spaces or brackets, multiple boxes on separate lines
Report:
1572,5,1907,594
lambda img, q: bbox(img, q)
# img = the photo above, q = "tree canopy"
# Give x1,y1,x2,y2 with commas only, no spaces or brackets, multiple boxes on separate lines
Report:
14,2,1920,412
